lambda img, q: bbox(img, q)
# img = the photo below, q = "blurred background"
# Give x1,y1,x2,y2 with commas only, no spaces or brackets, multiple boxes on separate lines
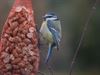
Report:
0,0,100,75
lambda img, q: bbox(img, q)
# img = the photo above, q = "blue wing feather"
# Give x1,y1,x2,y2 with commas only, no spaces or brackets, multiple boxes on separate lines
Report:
47,20,60,50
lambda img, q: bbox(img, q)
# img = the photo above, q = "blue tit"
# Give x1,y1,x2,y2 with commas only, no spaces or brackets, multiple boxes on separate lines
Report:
40,12,62,64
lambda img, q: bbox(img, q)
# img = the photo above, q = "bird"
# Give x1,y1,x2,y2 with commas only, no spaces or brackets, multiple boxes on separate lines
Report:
39,12,62,64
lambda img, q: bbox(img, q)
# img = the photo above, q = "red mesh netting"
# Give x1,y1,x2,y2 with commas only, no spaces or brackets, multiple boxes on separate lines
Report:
0,0,39,75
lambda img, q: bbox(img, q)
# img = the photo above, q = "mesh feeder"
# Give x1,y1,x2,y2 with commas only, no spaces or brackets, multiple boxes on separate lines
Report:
0,0,40,75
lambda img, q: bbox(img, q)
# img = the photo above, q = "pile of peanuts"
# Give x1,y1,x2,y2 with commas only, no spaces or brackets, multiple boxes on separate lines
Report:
0,6,39,75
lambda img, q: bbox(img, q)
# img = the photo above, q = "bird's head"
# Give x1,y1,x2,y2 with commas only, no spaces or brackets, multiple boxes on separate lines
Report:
43,12,59,21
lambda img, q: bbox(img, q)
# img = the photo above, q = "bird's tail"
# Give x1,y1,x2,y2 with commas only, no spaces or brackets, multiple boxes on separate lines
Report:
45,44,54,64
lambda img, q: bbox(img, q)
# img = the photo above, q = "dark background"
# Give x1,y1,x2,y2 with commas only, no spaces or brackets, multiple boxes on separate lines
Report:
0,0,100,75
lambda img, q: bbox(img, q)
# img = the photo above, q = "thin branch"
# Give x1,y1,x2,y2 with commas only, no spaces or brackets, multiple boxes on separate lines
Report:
68,0,98,75
38,71,46,75
47,64,54,75
40,50,54,75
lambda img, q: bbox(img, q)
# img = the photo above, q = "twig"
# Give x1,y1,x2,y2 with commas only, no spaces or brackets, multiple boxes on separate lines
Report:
46,64,54,75
38,71,46,75
40,50,54,75
68,0,98,75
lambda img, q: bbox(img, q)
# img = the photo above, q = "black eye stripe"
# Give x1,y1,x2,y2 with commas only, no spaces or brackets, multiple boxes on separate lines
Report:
43,16,53,20
46,16,53,18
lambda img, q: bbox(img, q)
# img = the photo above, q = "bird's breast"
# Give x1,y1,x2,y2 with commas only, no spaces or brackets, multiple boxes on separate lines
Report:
40,21,53,43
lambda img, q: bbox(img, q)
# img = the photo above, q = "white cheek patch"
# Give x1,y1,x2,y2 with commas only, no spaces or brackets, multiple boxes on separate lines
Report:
46,17,57,21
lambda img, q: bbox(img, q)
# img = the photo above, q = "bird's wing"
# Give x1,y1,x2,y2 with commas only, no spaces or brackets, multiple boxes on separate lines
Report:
47,20,60,50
